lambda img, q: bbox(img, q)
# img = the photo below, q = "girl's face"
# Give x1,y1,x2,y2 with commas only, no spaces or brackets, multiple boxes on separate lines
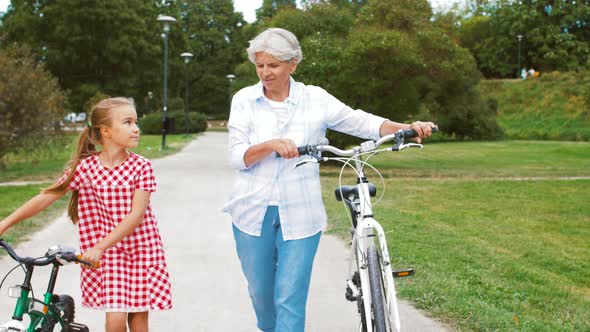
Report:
102,105,140,149
255,52,297,99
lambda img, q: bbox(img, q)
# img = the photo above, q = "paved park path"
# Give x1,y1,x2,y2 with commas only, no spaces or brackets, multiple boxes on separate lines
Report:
0,132,449,331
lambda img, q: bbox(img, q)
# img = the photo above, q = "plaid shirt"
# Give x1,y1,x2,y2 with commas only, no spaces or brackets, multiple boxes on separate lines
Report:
223,78,386,240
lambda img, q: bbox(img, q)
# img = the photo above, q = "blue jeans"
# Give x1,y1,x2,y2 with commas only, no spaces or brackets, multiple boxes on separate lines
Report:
232,206,322,332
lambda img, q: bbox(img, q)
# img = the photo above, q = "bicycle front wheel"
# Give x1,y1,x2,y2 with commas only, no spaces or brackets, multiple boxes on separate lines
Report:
39,295,75,332
367,245,388,332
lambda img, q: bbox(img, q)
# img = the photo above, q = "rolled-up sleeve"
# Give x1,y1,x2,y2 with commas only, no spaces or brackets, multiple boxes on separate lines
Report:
227,96,252,170
323,89,386,140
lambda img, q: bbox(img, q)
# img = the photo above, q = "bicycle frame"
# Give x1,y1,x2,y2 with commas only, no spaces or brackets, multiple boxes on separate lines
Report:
346,148,400,332
9,262,67,331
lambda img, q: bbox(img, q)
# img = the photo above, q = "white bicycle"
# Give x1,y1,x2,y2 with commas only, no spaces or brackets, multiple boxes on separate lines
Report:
297,127,436,332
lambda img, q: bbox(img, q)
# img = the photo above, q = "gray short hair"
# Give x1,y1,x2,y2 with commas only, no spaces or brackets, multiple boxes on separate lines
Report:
247,28,303,64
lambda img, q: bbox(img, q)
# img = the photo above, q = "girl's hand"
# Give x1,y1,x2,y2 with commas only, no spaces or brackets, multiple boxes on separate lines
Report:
81,246,104,269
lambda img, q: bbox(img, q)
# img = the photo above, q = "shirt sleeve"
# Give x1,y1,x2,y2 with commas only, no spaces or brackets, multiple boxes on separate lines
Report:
322,89,387,140
135,160,156,192
227,94,253,170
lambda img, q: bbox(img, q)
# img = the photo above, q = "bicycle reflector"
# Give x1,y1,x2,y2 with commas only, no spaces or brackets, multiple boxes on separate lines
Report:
7,287,20,298
392,268,415,278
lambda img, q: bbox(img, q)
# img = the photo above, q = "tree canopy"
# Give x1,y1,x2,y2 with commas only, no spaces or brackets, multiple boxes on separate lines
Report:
458,0,590,77
5,0,567,140
1,0,246,117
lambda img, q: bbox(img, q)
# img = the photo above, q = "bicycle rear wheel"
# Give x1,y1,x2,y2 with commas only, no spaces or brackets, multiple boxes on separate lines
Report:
367,245,389,332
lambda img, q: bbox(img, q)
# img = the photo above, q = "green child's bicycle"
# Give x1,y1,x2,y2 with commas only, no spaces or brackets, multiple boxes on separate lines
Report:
0,239,90,332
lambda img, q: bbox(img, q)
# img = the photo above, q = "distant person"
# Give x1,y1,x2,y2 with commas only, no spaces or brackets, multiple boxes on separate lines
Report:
0,97,173,332
223,27,435,331
521,68,528,80
528,67,536,77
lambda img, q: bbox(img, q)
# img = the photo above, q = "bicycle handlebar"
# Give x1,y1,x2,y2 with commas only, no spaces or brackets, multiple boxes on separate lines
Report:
0,239,91,267
298,126,438,157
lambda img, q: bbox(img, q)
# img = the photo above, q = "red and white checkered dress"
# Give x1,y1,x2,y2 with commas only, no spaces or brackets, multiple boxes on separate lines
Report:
61,152,173,312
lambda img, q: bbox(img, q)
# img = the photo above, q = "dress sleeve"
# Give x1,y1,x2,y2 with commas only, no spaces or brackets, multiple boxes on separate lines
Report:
57,164,83,191
135,160,156,192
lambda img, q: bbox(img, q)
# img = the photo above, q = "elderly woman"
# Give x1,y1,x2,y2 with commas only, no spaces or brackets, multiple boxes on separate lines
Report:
223,28,435,331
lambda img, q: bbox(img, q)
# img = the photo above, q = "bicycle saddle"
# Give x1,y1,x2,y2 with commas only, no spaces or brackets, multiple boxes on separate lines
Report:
334,184,377,201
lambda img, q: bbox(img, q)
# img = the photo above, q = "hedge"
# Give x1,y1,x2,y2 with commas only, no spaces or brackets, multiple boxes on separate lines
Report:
139,111,207,134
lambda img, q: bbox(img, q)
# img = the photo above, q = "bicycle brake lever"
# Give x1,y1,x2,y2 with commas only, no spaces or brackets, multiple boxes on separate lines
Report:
402,143,423,149
391,143,423,151
56,253,76,265
295,158,318,168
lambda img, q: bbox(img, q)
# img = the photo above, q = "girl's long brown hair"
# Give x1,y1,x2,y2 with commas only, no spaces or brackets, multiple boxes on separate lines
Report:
44,97,134,223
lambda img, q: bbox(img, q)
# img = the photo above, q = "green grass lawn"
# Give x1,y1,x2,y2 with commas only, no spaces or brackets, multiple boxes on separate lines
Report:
321,140,590,331
0,184,68,243
323,140,590,179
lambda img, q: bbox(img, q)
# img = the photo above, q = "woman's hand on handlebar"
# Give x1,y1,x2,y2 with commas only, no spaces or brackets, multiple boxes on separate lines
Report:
268,139,299,159
408,121,436,143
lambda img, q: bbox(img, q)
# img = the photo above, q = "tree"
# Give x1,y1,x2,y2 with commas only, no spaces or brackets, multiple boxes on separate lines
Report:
339,3,501,140
459,0,590,77
1,0,249,119
173,0,247,118
256,0,297,21
0,44,67,164
1,0,163,113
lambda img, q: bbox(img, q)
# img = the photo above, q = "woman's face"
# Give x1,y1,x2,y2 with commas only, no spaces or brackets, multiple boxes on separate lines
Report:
255,52,297,98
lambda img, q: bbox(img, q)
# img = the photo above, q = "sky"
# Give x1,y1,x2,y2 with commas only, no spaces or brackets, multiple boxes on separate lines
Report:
0,0,465,21
0,0,8,13
234,0,466,22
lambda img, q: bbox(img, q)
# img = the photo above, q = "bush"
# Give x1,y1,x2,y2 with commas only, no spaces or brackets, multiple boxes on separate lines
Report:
0,44,67,166
139,111,207,135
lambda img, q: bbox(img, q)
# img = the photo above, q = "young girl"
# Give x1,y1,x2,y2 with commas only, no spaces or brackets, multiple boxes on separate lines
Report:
0,97,172,331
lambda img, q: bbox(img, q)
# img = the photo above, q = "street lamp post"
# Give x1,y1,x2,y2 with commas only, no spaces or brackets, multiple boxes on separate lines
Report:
157,15,177,149
517,34,523,79
181,52,194,135
226,74,236,109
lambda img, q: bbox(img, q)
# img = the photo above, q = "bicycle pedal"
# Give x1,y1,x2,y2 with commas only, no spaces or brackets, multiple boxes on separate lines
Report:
392,268,415,278
345,287,357,302
67,322,89,332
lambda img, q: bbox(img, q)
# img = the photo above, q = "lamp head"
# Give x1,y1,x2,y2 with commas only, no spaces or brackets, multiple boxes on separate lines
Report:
226,74,236,82
157,15,177,33
181,52,194,63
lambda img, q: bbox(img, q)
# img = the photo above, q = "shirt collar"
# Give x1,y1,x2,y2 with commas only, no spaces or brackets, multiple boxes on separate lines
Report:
249,77,300,106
